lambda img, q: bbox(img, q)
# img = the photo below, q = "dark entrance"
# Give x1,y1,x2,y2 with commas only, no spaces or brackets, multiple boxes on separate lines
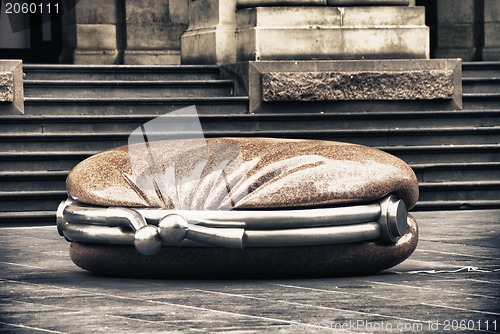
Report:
0,0,62,63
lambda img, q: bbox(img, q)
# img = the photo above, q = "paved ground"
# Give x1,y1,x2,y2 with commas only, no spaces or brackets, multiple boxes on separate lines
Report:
0,210,499,333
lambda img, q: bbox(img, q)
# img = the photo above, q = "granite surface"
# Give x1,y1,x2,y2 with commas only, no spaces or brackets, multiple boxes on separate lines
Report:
0,71,14,102
262,70,455,102
67,137,419,210
68,215,418,278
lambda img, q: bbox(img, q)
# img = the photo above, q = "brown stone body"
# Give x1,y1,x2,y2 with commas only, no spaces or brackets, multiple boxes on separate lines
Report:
65,137,419,277
69,216,418,278
67,137,419,210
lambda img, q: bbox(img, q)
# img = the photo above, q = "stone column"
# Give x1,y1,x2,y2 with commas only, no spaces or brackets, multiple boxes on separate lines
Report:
60,0,121,64
181,0,238,64
434,0,480,61
482,0,500,60
124,0,189,65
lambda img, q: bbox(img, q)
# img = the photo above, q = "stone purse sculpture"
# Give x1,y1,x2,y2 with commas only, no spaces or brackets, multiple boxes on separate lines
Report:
57,137,419,278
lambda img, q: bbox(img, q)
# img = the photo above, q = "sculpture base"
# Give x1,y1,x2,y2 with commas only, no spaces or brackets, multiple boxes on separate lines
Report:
222,59,462,113
236,6,428,61
69,216,418,278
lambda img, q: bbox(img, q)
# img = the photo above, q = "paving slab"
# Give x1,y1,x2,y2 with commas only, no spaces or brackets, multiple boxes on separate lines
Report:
0,210,499,333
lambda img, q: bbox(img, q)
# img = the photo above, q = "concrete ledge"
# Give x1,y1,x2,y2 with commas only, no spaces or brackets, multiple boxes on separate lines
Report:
222,59,462,113
0,60,24,114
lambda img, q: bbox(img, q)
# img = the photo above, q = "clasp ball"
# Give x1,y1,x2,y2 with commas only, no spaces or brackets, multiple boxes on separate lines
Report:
158,214,189,244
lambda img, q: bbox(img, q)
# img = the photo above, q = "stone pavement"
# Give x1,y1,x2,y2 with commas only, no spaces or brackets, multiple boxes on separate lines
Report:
0,210,499,333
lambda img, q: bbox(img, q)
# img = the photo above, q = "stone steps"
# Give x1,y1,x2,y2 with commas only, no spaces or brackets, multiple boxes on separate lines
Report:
23,64,222,81
462,77,500,94
462,61,500,77
23,97,250,115
1,110,499,133
0,62,499,223
1,127,499,151
1,144,497,172
24,79,235,98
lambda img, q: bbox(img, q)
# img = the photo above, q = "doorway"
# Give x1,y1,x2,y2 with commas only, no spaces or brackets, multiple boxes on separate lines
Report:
0,0,62,63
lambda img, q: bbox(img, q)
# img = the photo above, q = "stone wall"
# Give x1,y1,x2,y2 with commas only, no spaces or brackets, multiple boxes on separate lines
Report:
434,0,500,61
61,0,189,65
59,0,499,64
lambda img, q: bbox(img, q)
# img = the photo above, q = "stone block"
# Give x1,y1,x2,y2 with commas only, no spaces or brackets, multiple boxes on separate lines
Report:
124,50,181,65
184,1,427,64
437,25,476,48
482,21,500,60
73,49,120,64
484,23,500,47
437,0,475,24
236,6,342,28
169,0,189,23
75,0,117,24
0,72,14,102
482,48,500,61
127,23,187,49
237,0,326,8
0,60,24,114
327,0,410,5
181,0,237,64
236,6,428,61
76,24,117,49
221,59,462,113
485,0,500,22
237,26,429,61
237,6,424,30
126,0,169,25
342,6,424,25
262,70,454,102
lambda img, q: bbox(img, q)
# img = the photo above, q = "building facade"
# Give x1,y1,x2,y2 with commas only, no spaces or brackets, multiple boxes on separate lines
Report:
0,0,499,64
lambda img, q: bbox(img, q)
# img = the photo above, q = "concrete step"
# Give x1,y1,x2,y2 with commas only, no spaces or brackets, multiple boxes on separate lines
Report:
381,144,500,164
1,127,499,151
2,163,498,192
1,144,498,173
23,64,222,81
462,93,500,110
3,110,500,133
23,97,249,115
418,181,500,202
414,200,500,210
462,61,500,78
0,210,57,224
0,171,68,191
3,146,497,171
462,77,500,94
24,80,235,98
412,162,500,182
0,151,95,172
1,181,499,214
0,61,496,222
0,190,65,213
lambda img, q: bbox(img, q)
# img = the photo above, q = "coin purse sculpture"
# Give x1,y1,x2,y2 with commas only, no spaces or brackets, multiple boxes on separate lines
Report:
57,137,419,278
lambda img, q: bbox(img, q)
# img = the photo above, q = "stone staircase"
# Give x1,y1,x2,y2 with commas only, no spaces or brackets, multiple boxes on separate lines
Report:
0,62,499,224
